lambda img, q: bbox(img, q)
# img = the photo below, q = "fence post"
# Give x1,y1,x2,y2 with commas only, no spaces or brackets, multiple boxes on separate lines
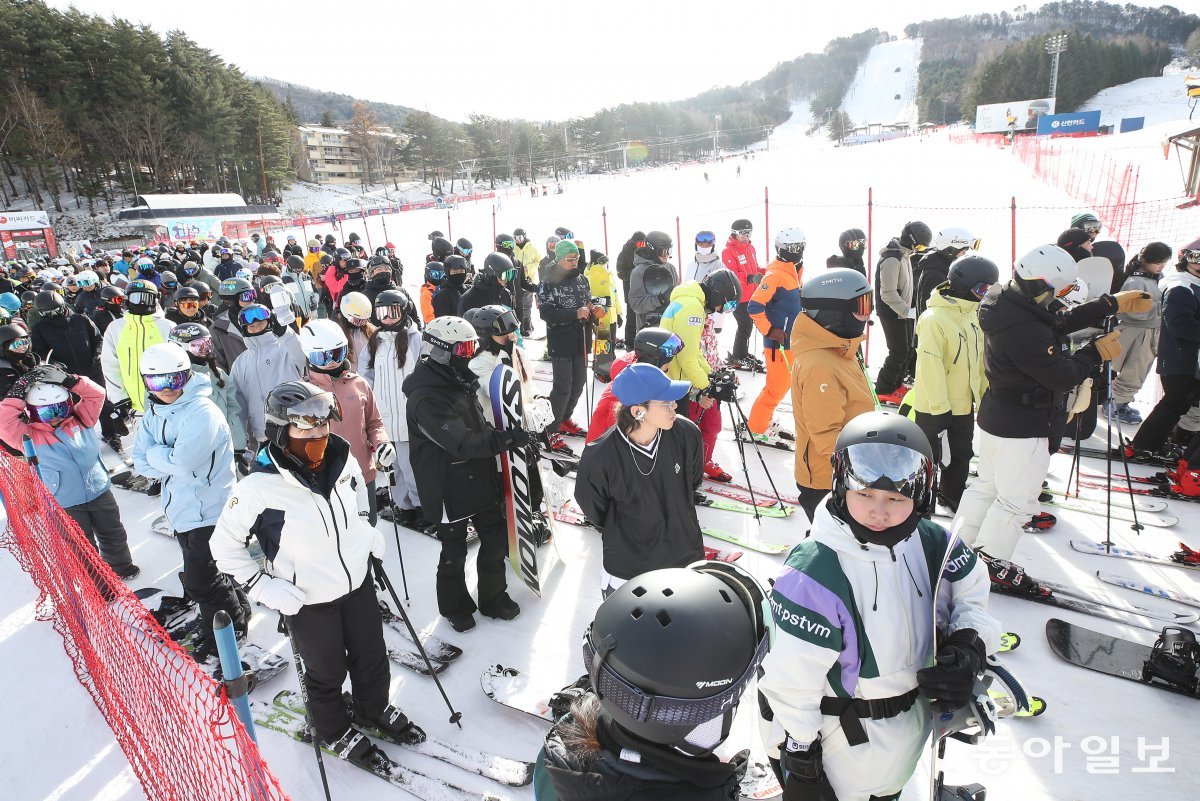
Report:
381,214,390,246
1010,196,1017,271
446,210,452,241
361,206,371,251
491,204,496,243
676,216,683,282
602,206,609,254
1125,167,1140,250
865,186,873,367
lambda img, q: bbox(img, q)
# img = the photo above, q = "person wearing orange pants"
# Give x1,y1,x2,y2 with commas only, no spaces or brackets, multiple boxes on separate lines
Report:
746,228,806,440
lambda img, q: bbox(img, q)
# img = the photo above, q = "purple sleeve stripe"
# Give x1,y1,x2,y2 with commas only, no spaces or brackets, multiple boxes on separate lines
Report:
774,566,861,695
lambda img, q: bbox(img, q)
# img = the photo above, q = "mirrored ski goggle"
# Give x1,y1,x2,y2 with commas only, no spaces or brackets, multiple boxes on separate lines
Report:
142,370,190,393
238,305,272,326
128,290,157,306
657,333,685,358
458,247,472,256
838,441,930,498
236,289,257,304
177,298,200,310
845,238,867,251
427,269,445,283
733,228,752,237
1182,249,1200,265
853,293,873,320
721,299,738,313
970,282,995,300
375,304,407,321
30,400,71,423
76,276,97,288
490,309,521,336
179,335,212,357
1055,281,1080,299
1082,223,1102,234
307,344,348,368
498,238,515,250
453,339,477,359
695,232,716,246
285,392,343,428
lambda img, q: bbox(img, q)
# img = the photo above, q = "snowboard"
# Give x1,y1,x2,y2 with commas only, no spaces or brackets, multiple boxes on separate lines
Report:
702,527,792,555
1091,241,1127,281
490,350,563,597
1045,618,1199,699
480,664,556,723
1075,256,1114,304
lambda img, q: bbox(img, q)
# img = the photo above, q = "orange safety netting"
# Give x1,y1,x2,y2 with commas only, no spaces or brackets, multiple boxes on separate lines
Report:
0,453,290,801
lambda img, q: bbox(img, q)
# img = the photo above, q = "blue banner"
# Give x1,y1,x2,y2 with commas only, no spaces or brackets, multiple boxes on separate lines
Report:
1036,110,1102,136
1120,117,1145,133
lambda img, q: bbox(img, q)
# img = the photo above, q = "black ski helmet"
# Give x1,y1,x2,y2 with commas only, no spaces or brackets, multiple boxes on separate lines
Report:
263,380,343,451
218,277,253,300
455,237,473,255
33,289,66,315
100,285,125,306
373,288,410,311
0,323,28,350
644,230,673,258
425,261,447,286
125,279,160,316
173,285,200,303
632,326,684,367
800,268,872,339
948,256,1000,300
831,409,935,516
494,232,516,254
700,267,740,313
464,304,519,340
731,218,753,234
443,254,468,273
900,221,933,252
286,254,306,273
428,230,445,241
430,237,454,260
347,232,361,244
334,247,352,262
481,252,516,280
839,228,867,256
554,226,574,240
583,562,771,756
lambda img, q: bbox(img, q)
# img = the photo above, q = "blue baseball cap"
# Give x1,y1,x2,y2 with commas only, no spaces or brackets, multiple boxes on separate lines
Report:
613,363,692,406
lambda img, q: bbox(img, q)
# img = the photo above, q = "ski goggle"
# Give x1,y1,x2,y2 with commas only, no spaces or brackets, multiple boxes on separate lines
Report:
30,400,72,423
180,335,212,357
238,289,257,304
177,299,200,311
1082,223,1102,234
970,282,995,300
285,392,343,429
376,304,407,321
127,290,158,307
498,238,515,250
844,238,866,251
142,370,190,393
307,344,348,368
76,276,97,288
458,247,472,256
853,293,873,320
696,232,716,246
1182,249,1200,265
913,243,929,253
106,295,125,306
490,309,521,336
836,441,931,499
238,305,272,326
657,332,684,358
721,299,737,313
427,269,445,283
733,227,752,237
453,339,477,359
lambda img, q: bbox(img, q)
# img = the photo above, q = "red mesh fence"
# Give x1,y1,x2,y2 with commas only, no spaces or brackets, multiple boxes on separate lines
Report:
0,452,290,801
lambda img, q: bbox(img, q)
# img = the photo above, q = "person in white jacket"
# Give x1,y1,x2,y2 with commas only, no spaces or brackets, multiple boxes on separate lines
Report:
362,290,423,525
228,304,306,458
758,411,999,801
210,380,414,766
463,305,556,434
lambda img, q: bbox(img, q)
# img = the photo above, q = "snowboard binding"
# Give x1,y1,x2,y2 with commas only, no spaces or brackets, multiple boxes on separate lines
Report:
1142,626,1200,695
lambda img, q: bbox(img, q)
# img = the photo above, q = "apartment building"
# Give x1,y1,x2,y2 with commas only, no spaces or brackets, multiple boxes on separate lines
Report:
294,125,409,185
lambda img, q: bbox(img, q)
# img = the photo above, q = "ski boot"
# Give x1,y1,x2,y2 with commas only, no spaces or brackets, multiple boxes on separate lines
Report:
936,493,960,514
766,419,795,442
875,386,909,406
1169,462,1200,497
355,703,424,745
939,785,987,801
745,354,766,373
1170,543,1200,567
558,419,586,437
325,724,385,768
1021,512,1056,533
103,435,126,456
1141,626,1200,694
977,552,1045,597
704,460,732,482
543,432,576,458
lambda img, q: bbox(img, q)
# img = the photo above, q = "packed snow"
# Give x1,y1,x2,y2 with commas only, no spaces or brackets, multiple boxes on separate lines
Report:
841,38,922,129
1081,66,1199,129
4,65,1200,801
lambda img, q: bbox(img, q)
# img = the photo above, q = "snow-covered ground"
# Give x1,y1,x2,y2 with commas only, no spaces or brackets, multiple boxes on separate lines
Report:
1081,65,1198,129
841,38,922,128
5,68,1200,801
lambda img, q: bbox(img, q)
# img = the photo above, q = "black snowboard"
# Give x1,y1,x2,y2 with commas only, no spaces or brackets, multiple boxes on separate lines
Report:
1045,618,1198,699
1091,241,1127,290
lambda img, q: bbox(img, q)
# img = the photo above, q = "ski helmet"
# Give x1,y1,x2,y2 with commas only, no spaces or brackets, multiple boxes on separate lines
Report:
838,228,867,256
632,327,685,367
464,304,519,340
339,291,372,326
583,561,771,756
513,227,528,240
731,218,753,235
831,409,935,517
218,277,254,302
425,261,447,286
264,380,343,450
642,263,676,298
933,227,978,254
0,293,20,314
774,227,807,263
347,232,361,244
0,323,28,352
455,237,473,257
428,230,445,241
948,256,1000,300
373,289,411,327
1013,245,1078,301
135,257,157,275
494,233,516,254
299,319,349,370
34,290,66,315
75,270,99,288
334,247,352,263
236,304,272,336
800,268,873,339
168,321,213,360
159,271,179,291
139,343,192,395
286,255,306,273
126,279,160,315
899,221,933,252
545,234,561,253
481,252,516,281
100,285,125,307
430,237,454,260
420,315,477,366
443,255,468,273
25,381,72,424
554,226,574,240
695,230,716,250
172,285,200,303
700,268,741,313
644,231,673,259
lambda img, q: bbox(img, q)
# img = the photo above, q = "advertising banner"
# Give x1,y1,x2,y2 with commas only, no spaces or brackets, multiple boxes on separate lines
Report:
163,217,223,241
1036,110,1102,136
0,210,51,231
974,98,1056,134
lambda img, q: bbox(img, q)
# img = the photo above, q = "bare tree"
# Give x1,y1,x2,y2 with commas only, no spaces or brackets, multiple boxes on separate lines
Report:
346,101,380,191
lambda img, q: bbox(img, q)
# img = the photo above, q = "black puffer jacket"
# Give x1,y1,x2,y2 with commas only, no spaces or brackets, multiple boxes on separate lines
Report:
535,694,745,801
403,358,508,523
913,250,955,319
459,274,513,318
29,310,103,382
976,284,1112,439
574,418,704,581
538,265,592,358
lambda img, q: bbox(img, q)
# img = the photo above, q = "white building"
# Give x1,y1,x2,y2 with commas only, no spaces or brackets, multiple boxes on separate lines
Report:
294,125,410,185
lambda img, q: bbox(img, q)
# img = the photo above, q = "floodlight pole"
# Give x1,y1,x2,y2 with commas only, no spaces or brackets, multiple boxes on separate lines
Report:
1046,33,1069,100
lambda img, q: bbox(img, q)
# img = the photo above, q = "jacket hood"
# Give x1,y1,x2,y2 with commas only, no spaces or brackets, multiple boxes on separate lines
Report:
811,499,915,563
1159,270,1200,295
790,313,864,358
880,237,908,256
926,286,980,314
671,280,706,306
693,250,721,265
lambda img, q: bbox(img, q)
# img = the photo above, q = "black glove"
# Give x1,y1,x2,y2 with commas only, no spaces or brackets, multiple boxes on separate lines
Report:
616,313,623,328
111,398,133,422
500,427,532,451
34,363,76,388
780,737,825,801
917,628,987,712
747,273,764,285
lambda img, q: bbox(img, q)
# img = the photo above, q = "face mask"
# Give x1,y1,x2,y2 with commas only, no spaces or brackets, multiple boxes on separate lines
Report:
370,273,391,287
345,274,365,288
448,273,467,288
697,246,714,256
287,433,329,469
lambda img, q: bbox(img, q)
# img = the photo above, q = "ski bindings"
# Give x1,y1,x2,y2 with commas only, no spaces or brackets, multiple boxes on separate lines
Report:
1142,626,1200,695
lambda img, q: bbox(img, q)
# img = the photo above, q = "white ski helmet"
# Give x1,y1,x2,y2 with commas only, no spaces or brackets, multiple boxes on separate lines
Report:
299,319,349,369
933,227,978,253
339,291,372,325
25,381,69,407
75,269,99,288
140,343,191,376
774,227,807,261
421,315,478,365
1013,244,1078,299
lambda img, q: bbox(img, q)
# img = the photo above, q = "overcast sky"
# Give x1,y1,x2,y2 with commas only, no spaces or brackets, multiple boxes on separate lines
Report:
48,0,1060,121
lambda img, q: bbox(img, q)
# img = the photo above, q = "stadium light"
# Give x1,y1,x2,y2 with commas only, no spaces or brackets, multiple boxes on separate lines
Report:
1046,33,1069,100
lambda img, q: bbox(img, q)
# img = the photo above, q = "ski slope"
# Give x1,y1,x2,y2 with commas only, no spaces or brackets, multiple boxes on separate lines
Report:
841,38,922,128
2,115,1198,801
1082,70,1198,129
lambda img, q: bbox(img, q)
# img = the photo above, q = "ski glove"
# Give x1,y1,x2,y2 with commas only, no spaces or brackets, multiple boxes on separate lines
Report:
1087,331,1123,362
766,327,788,344
373,441,397,470
1112,290,1153,315
780,736,826,801
248,575,306,616
917,627,987,712
500,427,532,451
111,397,134,421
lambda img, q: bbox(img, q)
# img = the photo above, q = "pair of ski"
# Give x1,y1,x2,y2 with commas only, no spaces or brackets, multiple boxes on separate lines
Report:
376,599,464,676
1070,539,1200,573
1036,487,1177,527
254,690,533,798
479,666,784,800
1058,442,1175,468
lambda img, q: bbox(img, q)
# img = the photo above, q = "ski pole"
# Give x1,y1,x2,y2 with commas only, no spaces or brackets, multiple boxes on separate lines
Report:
370,557,463,727
213,610,258,743
386,471,410,604
281,616,333,801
